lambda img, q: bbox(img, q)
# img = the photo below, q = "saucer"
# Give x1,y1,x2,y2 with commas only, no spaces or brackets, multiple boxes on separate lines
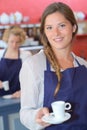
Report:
42,112,71,124
2,94,12,99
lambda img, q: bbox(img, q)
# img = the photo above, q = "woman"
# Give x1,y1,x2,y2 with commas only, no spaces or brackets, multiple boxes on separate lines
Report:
0,26,31,98
20,2,87,130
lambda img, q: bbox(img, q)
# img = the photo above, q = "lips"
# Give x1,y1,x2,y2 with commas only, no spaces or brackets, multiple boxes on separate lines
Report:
53,37,63,42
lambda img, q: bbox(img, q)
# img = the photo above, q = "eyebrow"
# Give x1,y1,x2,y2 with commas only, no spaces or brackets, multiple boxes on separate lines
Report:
45,21,68,26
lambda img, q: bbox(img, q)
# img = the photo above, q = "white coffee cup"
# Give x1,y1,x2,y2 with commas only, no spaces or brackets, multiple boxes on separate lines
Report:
2,81,9,91
51,101,71,120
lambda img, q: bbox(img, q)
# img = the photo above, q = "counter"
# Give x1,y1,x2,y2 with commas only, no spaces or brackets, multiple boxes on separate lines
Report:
20,45,43,51
20,45,43,54
0,97,28,130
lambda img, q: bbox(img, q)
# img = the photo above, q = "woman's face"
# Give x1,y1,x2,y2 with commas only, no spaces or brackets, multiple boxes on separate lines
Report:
44,12,76,51
8,34,21,50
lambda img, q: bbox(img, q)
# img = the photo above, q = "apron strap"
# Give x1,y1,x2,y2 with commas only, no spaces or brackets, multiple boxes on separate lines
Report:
75,59,81,66
2,49,7,57
3,49,20,58
18,50,20,58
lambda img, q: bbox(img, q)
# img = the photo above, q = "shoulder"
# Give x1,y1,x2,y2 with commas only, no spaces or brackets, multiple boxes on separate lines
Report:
28,49,45,63
30,49,46,62
20,49,46,84
23,49,46,64
21,49,46,72
72,52,87,67
76,56,87,67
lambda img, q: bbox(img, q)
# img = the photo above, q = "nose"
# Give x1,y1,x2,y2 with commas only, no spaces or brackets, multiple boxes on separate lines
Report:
12,42,18,48
13,42,16,46
54,27,60,36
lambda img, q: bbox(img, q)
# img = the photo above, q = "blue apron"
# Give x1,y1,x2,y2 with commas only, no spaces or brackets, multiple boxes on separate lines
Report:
43,59,87,130
0,49,22,96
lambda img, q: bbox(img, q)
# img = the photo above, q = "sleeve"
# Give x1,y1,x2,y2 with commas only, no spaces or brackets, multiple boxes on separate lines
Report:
19,60,45,130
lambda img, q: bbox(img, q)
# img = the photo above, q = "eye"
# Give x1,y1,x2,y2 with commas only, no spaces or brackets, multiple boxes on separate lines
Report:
46,26,52,30
58,24,66,29
60,24,66,28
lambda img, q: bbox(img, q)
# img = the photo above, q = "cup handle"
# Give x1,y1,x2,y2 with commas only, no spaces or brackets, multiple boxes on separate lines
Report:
65,102,71,110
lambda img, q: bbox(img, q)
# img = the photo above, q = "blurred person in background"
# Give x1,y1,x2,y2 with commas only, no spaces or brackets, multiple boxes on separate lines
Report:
0,25,32,98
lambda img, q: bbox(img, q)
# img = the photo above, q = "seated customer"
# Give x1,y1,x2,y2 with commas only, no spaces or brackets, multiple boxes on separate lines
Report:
0,26,32,98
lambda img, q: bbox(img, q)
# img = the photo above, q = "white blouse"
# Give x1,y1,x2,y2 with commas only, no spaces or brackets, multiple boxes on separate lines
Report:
19,50,87,130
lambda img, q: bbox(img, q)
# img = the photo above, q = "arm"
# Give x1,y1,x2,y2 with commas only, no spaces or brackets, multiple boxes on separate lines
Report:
12,90,21,98
19,58,50,130
0,80,3,89
0,49,6,89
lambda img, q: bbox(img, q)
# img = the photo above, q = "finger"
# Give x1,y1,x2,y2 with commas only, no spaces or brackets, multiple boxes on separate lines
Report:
36,118,50,127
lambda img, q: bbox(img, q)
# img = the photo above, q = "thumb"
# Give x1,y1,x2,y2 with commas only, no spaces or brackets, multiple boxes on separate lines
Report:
42,107,50,115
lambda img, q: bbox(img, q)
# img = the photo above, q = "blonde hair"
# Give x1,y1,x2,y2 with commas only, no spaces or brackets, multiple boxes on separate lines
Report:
40,2,78,97
2,26,26,45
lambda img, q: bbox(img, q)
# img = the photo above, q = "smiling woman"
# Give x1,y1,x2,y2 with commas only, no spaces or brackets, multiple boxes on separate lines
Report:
0,26,32,98
19,2,87,130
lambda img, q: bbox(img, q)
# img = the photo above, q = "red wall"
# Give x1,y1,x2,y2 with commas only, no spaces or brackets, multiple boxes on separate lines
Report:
0,0,87,59
0,0,87,23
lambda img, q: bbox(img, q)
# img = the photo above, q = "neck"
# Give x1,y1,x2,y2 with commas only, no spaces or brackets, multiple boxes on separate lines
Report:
4,48,19,59
52,48,74,70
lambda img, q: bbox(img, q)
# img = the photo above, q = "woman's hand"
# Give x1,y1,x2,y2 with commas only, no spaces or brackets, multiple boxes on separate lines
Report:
0,80,3,89
36,107,51,127
12,90,21,98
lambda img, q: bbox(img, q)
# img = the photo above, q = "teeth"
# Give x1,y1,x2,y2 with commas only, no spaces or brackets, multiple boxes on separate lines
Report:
54,38,62,42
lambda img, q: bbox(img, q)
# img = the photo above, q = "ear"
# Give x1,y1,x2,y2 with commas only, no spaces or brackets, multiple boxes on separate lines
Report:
73,24,77,33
